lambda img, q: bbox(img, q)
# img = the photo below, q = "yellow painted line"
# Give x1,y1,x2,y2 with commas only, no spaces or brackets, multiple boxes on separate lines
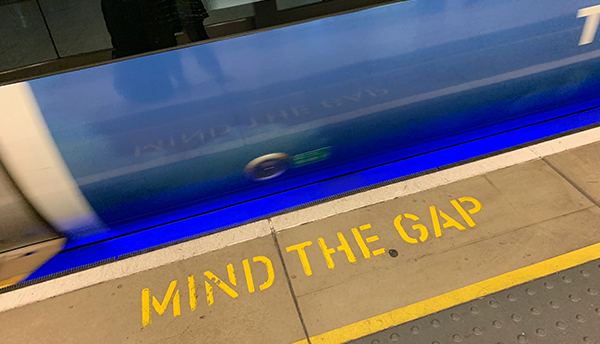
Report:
293,241,600,344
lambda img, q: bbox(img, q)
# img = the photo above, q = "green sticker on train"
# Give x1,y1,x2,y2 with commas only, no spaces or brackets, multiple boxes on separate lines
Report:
292,147,331,167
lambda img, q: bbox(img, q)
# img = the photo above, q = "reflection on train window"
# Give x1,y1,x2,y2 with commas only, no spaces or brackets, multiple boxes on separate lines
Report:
0,0,402,83
0,0,59,73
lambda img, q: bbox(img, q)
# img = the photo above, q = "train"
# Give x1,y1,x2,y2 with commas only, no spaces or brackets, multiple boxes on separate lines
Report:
1,0,600,286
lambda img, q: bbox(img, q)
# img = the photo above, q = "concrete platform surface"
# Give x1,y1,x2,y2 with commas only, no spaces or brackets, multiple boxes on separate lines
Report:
2,128,600,343
350,258,600,344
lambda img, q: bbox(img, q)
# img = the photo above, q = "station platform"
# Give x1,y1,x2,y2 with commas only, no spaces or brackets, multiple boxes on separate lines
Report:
2,127,600,344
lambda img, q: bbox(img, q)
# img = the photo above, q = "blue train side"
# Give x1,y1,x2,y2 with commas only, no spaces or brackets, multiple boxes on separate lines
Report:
23,0,600,233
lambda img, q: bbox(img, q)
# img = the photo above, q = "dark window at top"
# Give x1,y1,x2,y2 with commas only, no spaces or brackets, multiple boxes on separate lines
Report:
0,0,400,85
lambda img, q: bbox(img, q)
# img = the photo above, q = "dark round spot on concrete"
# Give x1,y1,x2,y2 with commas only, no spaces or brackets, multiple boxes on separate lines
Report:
389,249,399,258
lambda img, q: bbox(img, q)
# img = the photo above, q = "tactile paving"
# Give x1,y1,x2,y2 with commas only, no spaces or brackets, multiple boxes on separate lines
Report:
349,259,600,344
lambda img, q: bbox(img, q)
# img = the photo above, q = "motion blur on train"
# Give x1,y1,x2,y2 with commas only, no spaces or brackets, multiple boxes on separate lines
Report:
1,0,600,287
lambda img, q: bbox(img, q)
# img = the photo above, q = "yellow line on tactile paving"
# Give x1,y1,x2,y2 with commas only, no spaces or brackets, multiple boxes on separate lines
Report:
293,242,600,344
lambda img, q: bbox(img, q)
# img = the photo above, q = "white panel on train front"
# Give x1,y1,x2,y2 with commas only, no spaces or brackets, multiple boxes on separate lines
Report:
0,82,105,234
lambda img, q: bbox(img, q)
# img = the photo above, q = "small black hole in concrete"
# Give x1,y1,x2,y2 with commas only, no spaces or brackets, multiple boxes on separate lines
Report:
389,249,399,258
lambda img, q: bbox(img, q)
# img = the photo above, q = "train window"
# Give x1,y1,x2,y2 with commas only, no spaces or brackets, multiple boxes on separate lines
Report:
276,0,321,11
0,0,403,84
0,0,59,73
